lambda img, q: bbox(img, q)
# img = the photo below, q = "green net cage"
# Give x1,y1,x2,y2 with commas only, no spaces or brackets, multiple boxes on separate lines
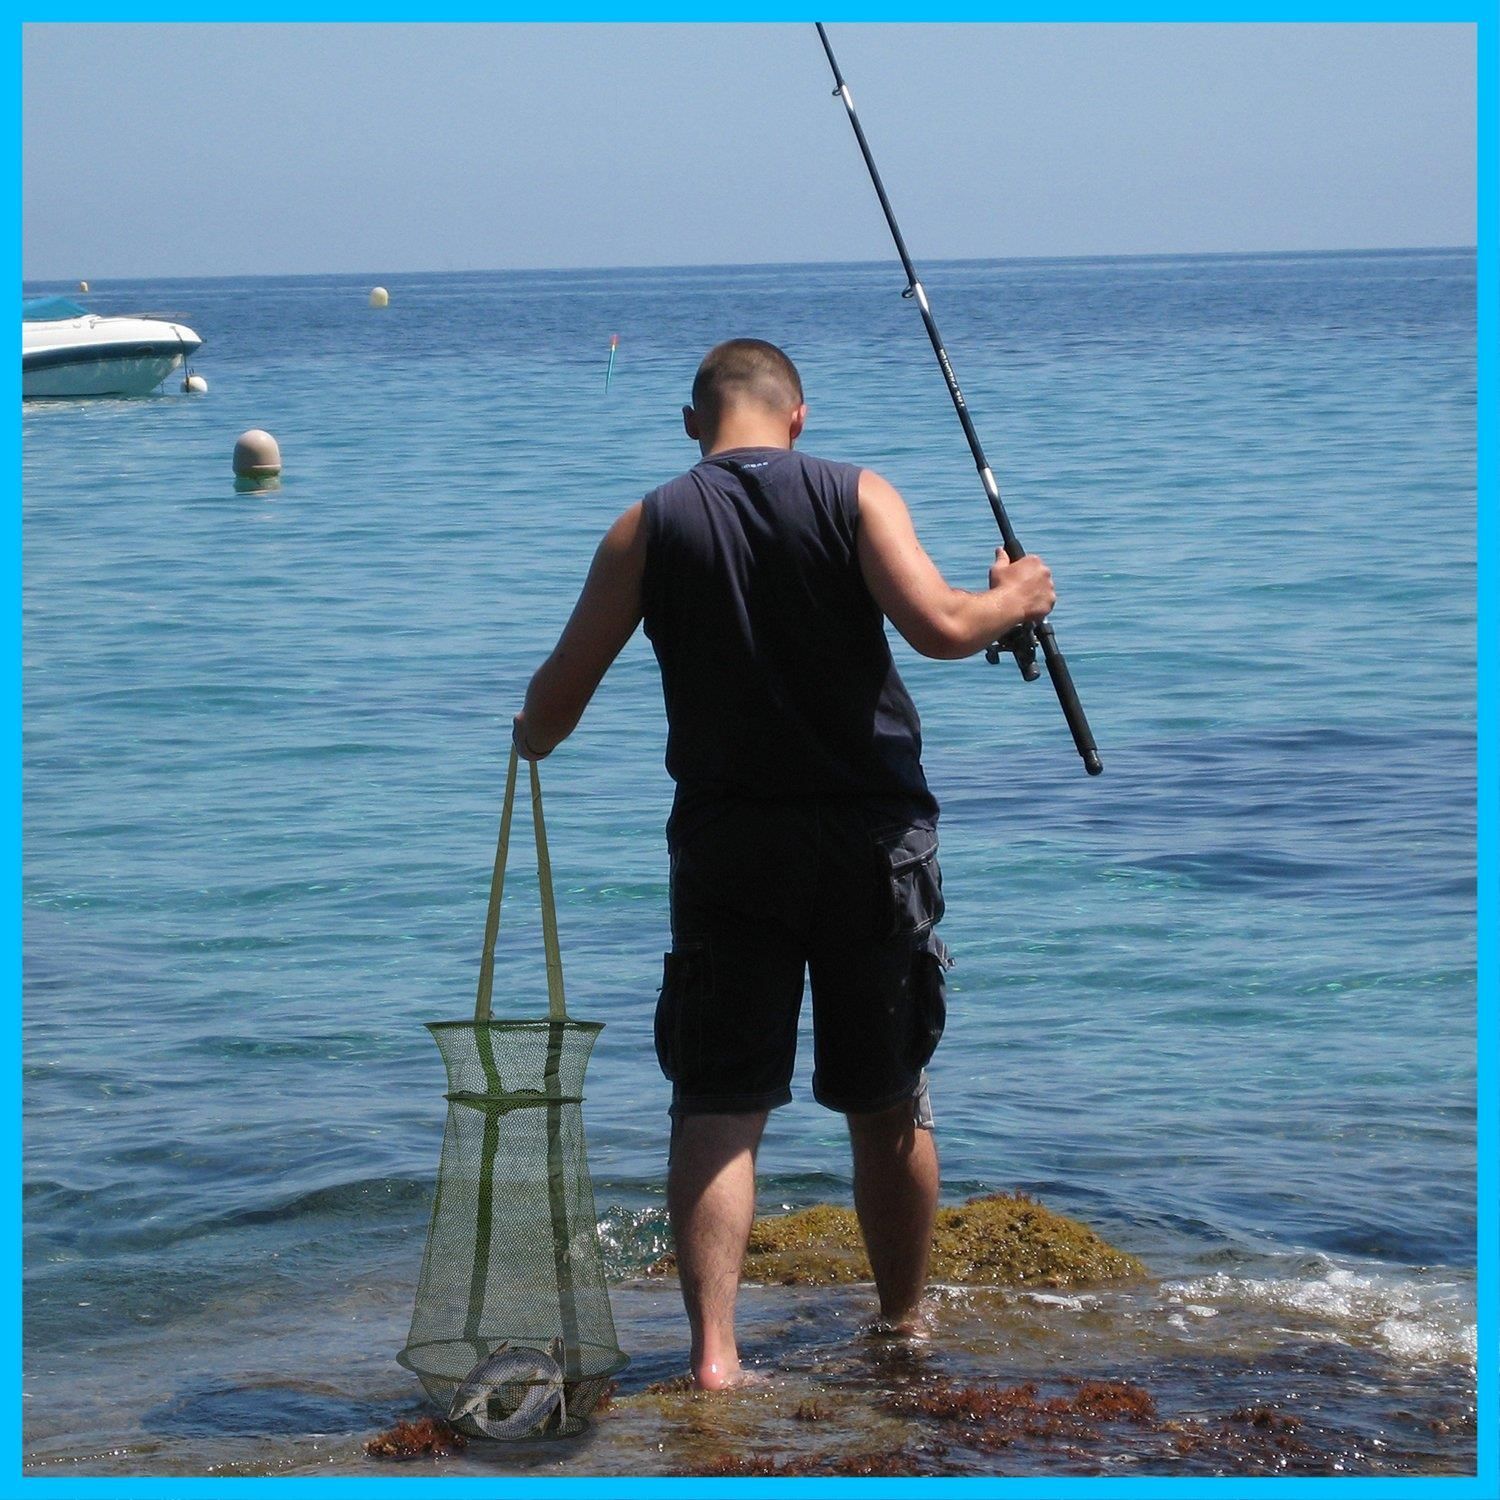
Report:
398,751,627,1440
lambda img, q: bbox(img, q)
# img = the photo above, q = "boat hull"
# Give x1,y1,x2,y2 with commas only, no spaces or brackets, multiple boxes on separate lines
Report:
23,346,189,398
21,315,202,398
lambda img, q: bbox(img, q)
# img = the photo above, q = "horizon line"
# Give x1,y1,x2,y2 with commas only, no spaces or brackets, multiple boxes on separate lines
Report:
20,243,1477,289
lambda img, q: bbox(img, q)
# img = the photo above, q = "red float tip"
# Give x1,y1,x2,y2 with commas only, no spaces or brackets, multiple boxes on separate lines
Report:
610,334,619,346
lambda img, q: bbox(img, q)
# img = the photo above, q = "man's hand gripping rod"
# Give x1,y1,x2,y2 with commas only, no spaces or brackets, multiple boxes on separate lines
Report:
816,22,1102,775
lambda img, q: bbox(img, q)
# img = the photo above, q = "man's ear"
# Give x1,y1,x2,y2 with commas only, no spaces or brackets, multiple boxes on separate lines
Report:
683,405,700,441
789,402,808,444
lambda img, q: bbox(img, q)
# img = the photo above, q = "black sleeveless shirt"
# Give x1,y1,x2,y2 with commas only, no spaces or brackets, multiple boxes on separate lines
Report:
641,448,937,830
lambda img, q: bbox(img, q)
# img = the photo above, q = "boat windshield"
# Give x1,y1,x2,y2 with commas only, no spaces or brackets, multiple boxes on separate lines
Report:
23,296,89,322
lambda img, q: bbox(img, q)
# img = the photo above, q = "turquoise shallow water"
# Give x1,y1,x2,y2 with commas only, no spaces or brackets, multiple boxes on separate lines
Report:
22,250,1476,1475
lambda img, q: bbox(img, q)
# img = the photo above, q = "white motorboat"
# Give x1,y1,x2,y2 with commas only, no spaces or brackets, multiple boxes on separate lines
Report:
22,296,203,398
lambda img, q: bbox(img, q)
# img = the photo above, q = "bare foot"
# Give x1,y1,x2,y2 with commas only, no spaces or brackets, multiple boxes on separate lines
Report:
860,1307,933,1342
692,1361,771,1391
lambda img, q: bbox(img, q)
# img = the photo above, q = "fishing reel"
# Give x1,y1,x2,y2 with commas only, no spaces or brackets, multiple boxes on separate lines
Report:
986,626,1041,681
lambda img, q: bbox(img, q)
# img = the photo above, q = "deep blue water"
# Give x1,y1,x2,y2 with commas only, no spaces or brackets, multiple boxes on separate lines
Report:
22,250,1476,1474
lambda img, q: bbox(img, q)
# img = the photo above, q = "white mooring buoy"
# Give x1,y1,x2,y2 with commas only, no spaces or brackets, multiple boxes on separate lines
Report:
183,373,208,394
77,280,89,293
369,286,390,308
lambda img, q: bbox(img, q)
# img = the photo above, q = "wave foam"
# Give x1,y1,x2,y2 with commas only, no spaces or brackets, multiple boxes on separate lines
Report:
1164,1264,1476,1368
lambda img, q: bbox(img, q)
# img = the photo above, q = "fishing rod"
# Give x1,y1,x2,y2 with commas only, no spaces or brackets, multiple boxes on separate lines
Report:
815,22,1102,776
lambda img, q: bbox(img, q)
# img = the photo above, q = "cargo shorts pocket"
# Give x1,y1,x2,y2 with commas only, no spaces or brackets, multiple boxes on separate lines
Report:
910,930,953,1069
873,824,946,936
654,940,709,1082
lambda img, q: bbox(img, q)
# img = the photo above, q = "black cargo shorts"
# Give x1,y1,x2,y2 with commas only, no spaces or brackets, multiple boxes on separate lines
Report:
653,796,952,1123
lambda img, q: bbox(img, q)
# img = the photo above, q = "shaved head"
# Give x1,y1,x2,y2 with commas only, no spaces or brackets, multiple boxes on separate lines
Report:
691,339,804,438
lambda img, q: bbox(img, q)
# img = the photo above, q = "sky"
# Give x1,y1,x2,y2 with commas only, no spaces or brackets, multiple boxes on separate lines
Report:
22,21,1478,282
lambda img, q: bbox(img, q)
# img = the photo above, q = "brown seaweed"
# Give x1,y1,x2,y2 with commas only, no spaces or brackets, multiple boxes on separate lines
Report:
1229,1404,1301,1432
642,1375,696,1395
364,1416,467,1461
1163,1414,1324,1471
886,1377,1331,1472
679,1446,931,1476
888,1379,1155,1447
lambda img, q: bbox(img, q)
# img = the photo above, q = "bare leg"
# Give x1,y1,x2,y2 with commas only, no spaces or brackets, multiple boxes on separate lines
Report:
848,1099,939,1330
666,1110,769,1389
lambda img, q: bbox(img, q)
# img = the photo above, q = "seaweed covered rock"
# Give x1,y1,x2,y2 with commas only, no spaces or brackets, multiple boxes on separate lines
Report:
650,1193,1145,1288
926,1194,1146,1287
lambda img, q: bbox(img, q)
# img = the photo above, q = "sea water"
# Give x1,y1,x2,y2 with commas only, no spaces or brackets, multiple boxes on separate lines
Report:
22,250,1476,1475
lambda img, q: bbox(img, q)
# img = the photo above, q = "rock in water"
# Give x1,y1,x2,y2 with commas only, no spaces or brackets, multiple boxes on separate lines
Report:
649,1193,1147,1287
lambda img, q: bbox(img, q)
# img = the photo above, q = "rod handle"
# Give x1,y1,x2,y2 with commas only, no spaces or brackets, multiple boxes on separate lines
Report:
1036,622,1103,774
986,622,1102,772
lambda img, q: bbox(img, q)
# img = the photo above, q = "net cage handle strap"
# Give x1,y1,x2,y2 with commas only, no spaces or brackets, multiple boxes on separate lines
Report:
474,746,568,1025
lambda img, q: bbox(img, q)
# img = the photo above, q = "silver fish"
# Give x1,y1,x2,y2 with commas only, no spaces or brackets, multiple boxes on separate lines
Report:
448,1336,566,1440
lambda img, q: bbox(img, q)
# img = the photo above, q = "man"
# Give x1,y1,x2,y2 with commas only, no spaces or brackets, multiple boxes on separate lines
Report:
513,339,1054,1389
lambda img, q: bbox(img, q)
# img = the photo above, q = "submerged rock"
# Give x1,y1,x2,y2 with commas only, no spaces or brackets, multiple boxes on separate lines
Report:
649,1193,1146,1288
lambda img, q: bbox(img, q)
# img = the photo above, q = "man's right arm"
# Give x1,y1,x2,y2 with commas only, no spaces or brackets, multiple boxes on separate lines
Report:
854,469,1056,660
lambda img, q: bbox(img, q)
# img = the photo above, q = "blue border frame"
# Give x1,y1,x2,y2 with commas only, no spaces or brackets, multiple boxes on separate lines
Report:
13,8,1495,1498
5,10,18,1500
8,6,1499,19
1475,4,1497,1497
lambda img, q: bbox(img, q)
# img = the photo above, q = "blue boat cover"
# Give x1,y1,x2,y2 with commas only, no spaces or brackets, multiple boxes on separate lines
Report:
23,296,89,322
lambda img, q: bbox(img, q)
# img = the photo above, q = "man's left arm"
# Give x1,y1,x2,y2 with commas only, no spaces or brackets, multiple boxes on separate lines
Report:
513,502,646,760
